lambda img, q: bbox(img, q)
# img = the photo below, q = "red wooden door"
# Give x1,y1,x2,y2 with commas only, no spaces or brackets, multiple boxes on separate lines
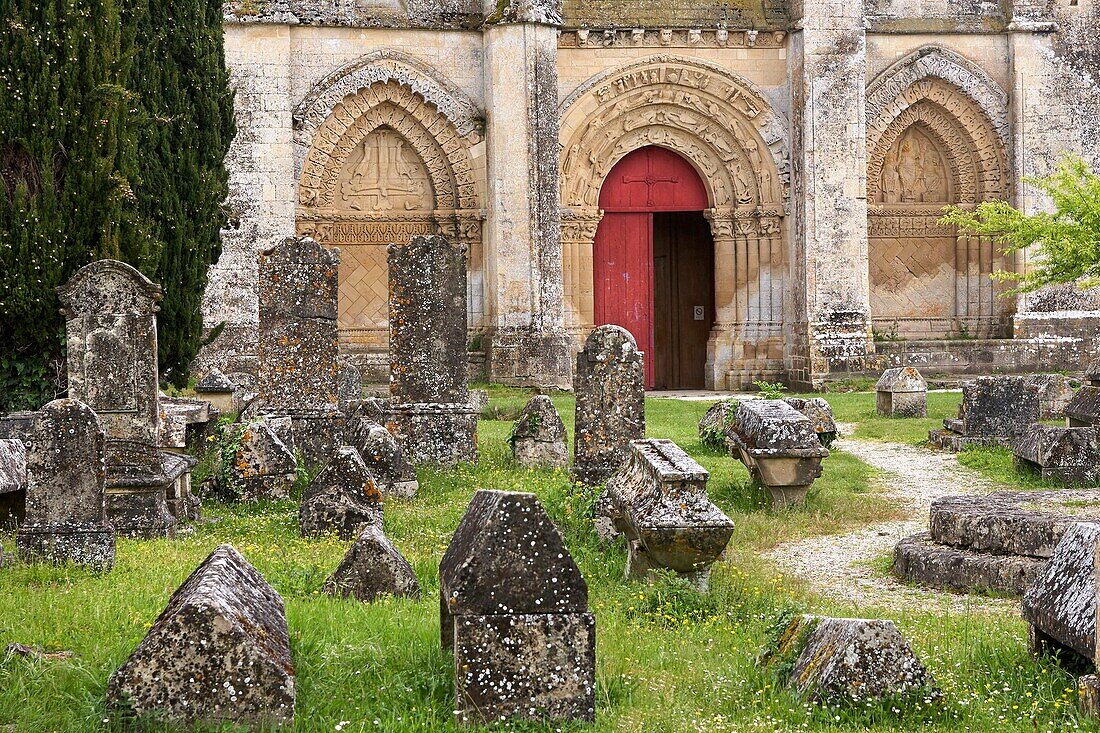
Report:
594,147,709,388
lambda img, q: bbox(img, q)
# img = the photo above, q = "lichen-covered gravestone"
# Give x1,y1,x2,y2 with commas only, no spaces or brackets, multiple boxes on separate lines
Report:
1026,374,1076,421
601,439,733,590
230,420,298,501
726,400,829,507
510,395,568,468
698,399,737,449
16,399,115,570
573,326,645,485
344,416,418,497
387,235,478,465
929,376,1040,451
257,236,345,466
784,397,838,447
765,614,937,704
323,524,420,602
1014,426,1100,484
876,367,928,418
439,490,595,725
58,260,193,538
299,447,383,539
107,544,295,727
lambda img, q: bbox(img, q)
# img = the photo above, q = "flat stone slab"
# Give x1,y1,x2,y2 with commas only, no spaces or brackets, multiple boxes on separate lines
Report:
893,532,1046,596
107,544,295,727
929,490,1100,559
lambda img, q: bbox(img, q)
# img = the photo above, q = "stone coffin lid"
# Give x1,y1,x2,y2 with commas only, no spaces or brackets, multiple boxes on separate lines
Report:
0,439,26,495
440,490,588,615
609,439,733,530
1022,522,1100,661
106,441,196,488
237,421,297,478
195,368,235,394
1067,386,1100,424
783,397,836,436
511,395,567,443
301,446,383,507
1014,425,1097,467
1086,358,1100,386
956,376,1040,432
728,400,829,457
876,367,926,393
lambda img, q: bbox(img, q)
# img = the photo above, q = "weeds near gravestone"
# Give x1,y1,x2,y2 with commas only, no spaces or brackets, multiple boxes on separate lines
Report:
754,380,788,400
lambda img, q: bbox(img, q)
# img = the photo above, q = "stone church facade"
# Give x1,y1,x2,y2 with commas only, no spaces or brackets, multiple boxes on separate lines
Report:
200,0,1100,390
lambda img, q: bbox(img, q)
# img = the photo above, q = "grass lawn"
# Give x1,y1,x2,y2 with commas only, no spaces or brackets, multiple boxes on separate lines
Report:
0,388,1090,732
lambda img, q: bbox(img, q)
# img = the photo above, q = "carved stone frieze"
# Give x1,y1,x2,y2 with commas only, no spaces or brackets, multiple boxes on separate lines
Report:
560,29,786,49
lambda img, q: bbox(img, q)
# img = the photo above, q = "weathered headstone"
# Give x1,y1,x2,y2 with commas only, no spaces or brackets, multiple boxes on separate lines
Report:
323,524,420,602
784,397,838,448
929,376,1040,451
1022,522,1100,663
387,235,478,465
601,439,733,590
875,366,928,418
16,399,115,570
344,417,418,498
299,447,383,539
0,438,26,527
698,399,737,449
1027,374,1076,421
106,544,295,727
1014,425,1100,484
765,614,937,704
58,260,193,537
573,325,645,485
510,395,568,469
194,368,235,413
726,400,829,507
230,420,298,502
257,236,345,466
439,490,595,725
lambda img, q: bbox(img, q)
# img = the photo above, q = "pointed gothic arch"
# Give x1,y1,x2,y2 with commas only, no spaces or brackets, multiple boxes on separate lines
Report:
866,47,1013,340
559,56,790,389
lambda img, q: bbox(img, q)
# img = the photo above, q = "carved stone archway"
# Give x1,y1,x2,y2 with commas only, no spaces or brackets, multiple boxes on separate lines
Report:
559,55,790,390
866,47,1012,339
294,52,483,359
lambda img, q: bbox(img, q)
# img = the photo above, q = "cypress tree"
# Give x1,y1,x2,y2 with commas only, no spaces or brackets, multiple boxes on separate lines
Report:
129,0,234,387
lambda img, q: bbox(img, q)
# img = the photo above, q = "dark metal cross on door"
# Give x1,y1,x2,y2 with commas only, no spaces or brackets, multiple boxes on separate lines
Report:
621,155,679,207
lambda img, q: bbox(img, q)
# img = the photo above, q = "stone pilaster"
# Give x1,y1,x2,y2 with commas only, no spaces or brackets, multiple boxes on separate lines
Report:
481,1,572,388
787,0,873,389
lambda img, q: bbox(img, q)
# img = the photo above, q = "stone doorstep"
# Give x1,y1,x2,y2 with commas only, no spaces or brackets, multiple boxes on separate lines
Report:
893,532,1046,596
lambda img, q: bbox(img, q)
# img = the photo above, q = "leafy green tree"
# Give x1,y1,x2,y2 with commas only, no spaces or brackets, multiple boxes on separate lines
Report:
129,0,234,387
942,155,1100,293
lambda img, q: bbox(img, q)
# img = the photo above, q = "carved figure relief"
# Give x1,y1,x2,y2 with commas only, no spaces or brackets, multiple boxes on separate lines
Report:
337,128,434,212
880,127,949,204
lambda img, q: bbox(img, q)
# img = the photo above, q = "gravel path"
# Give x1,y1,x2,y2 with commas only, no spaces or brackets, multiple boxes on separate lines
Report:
762,425,1016,613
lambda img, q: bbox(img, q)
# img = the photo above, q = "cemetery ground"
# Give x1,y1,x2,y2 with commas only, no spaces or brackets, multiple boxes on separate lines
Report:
0,388,1090,733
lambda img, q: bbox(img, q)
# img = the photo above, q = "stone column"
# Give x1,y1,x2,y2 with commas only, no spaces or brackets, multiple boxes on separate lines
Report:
787,0,873,389
560,207,602,345
481,0,572,388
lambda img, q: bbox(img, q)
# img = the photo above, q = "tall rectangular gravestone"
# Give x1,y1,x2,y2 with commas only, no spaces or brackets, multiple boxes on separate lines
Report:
387,235,477,465
257,236,345,467
58,260,193,538
16,399,115,570
573,325,645,485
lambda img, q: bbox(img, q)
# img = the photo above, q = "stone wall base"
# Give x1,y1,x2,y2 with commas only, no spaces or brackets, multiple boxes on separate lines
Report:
488,328,572,389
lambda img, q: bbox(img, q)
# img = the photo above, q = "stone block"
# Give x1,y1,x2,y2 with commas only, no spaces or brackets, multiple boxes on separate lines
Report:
892,532,1045,596
725,400,829,507
232,420,297,502
1026,374,1076,421
932,376,1040,451
387,404,478,466
0,439,26,526
299,447,383,539
323,524,420,602
572,326,645,485
16,399,115,570
1014,425,1100,484
106,544,295,727
510,395,568,469
194,368,236,414
784,397,837,447
602,439,733,590
767,614,937,704
345,417,418,497
1022,522,1100,663
875,366,928,418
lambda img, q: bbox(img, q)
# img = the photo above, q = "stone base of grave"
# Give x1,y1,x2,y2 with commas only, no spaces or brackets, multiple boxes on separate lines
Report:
1014,456,1100,485
513,438,569,469
452,612,596,725
626,541,712,591
16,526,115,570
388,403,477,465
892,533,1045,595
928,429,1005,452
106,445,195,538
166,471,201,521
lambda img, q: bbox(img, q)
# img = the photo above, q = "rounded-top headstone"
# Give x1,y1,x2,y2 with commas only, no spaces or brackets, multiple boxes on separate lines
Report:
57,259,161,317
25,398,107,525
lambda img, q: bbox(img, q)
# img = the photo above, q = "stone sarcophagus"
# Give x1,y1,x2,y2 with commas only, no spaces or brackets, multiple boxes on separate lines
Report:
726,400,829,507
1026,374,1076,421
601,439,733,590
1067,387,1100,428
875,366,928,418
58,260,194,538
784,397,837,448
439,490,595,725
1014,426,1100,485
387,235,478,465
929,375,1040,451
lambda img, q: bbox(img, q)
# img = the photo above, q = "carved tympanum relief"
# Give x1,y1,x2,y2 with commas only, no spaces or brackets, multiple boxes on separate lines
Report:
880,127,950,205
338,129,434,212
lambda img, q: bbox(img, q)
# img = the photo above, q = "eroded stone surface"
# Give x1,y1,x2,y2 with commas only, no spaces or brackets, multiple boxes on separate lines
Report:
299,447,383,538
876,367,928,418
344,417,418,498
16,399,115,570
698,399,737,449
768,614,937,704
0,439,26,527
1067,386,1100,428
1014,426,1100,484
601,439,733,589
231,421,298,502
510,395,568,469
1026,374,1076,421
930,376,1040,451
106,544,295,726
323,523,420,602
1022,522,1100,663
572,326,645,485
726,400,829,506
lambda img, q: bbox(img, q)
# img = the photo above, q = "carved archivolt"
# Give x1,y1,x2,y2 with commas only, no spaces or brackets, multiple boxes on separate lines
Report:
559,55,790,213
